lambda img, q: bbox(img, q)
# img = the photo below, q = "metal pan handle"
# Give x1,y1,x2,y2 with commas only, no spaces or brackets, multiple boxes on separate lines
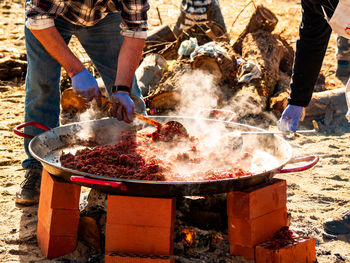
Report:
277,155,319,174
196,108,237,122
14,121,51,139
70,176,127,191
13,121,51,139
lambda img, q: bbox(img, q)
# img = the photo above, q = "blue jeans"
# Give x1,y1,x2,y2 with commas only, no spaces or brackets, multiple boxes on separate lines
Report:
22,13,145,170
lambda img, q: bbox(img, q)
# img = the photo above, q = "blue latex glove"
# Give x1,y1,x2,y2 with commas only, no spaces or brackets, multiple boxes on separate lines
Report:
111,92,135,123
71,68,101,105
278,105,303,132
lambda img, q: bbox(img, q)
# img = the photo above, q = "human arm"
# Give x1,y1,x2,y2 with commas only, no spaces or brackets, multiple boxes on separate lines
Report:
110,0,149,123
288,0,332,107
30,27,83,78
29,27,101,102
279,0,332,131
111,36,145,123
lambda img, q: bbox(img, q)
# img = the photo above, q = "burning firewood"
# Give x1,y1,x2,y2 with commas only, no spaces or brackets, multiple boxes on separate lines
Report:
181,228,195,247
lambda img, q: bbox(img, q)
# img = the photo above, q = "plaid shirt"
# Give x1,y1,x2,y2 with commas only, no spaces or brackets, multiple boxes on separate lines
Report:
25,0,149,38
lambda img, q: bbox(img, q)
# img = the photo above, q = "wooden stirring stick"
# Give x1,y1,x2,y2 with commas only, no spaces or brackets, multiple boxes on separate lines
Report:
133,112,162,128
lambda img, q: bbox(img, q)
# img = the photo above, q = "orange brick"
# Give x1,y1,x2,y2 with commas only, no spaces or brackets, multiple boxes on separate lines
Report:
105,223,173,255
40,169,81,210
227,179,286,219
230,244,255,261
228,207,287,247
105,254,175,263
107,195,176,228
255,237,316,263
37,205,80,236
37,220,77,259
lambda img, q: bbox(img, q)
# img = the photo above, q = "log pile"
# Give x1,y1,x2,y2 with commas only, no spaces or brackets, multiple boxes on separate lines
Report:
142,5,294,121
140,4,347,129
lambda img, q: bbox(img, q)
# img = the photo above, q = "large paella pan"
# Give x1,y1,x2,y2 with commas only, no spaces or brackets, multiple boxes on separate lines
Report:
14,115,318,197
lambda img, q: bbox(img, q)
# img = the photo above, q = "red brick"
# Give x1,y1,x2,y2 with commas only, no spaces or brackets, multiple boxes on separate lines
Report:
105,254,175,263
40,169,81,210
37,220,77,259
105,223,173,255
107,195,176,228
227,178,287,219
228,207,287,247
255,237,316,263
230,244,255,261
37,205,80,236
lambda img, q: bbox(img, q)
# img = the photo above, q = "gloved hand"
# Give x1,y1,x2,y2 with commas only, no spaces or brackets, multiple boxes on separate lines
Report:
71,68,101,105
111,92,135,123
278,105,304,132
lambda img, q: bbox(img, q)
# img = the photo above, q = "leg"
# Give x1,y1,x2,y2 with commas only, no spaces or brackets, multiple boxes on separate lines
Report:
17,17,74,205
22,18,74,169
75,13,146,113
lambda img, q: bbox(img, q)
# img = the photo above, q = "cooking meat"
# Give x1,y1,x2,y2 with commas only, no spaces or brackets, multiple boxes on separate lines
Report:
60,127,253,181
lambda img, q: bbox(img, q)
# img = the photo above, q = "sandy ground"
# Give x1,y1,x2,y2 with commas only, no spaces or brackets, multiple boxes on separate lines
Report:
0,0,350,262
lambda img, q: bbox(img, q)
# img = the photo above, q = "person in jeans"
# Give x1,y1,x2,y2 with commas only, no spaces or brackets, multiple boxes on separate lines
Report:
17,0,150,206
277,0,350,235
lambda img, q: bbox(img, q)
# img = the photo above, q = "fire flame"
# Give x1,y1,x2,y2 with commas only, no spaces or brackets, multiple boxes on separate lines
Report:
182,228,194,247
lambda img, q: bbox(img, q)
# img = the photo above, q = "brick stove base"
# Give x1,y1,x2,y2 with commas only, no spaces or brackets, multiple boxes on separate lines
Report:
36,170,316,262
105,195,176,262
37,169,81,258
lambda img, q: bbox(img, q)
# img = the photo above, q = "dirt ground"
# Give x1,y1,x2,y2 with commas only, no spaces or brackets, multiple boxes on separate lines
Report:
0,0,350,262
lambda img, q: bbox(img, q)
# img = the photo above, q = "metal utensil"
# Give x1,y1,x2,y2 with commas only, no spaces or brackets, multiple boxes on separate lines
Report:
223,120,319,150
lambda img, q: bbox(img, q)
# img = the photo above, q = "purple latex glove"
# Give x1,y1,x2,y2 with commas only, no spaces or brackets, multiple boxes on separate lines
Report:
278,105,303,132
111,92,135,123
71,68,101,105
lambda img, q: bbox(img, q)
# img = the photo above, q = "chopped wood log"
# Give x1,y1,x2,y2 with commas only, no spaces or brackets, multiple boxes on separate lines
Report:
233,5,278,55
231,85,267,118
78,216,101,251
146,91,181,110
191,54,222,79
269,71,291,113
275,35,294,75
241,30,285,99
61,88,89,112
0,58,27,80
143,25,177,59
304,88,348,126
145,59,191,112
191,41,237,84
